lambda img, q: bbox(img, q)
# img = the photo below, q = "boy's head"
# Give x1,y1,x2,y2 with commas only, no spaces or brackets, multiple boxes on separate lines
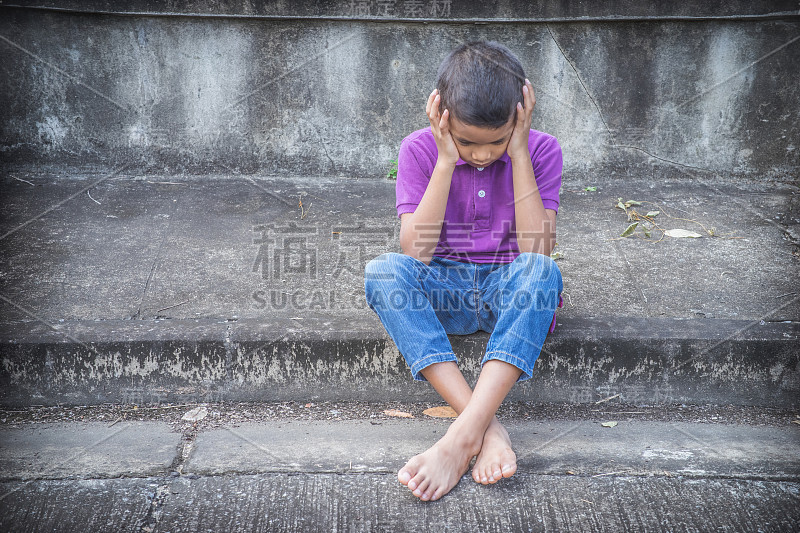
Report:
436,41,526,129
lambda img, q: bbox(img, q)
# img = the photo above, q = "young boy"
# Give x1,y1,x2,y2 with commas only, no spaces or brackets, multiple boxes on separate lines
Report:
364,41,563,501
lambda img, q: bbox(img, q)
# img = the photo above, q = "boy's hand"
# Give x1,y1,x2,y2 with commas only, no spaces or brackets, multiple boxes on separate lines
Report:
506,79,536,161
426,89,460,166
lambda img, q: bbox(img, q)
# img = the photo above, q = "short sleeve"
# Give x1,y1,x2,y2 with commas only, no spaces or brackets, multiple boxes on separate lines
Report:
531,135,563,213
395,134,435,219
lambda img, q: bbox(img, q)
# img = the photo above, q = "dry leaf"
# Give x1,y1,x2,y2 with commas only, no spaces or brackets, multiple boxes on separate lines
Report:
383,409,414,418
423,406,458,418
665,229,702,238
600,421,618,428
181,406,208,422
621,222,638,237
792,420,800,425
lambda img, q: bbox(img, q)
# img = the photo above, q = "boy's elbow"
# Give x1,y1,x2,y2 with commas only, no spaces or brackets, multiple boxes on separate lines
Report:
400,245,431,265
399,228,432,264
518,236,556,257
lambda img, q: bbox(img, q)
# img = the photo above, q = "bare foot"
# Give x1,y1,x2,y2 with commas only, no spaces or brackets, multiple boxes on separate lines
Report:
397,422,481,501
471,419,517,484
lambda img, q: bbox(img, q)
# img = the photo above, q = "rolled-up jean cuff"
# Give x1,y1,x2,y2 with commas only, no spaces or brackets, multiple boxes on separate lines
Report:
481,350,535,382
410,352,458,381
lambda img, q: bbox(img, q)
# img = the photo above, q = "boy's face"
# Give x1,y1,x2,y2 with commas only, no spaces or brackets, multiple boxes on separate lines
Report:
448,115,516,168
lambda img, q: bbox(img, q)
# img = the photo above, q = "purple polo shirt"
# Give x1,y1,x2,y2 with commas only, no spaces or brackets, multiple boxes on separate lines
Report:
396,127,563,264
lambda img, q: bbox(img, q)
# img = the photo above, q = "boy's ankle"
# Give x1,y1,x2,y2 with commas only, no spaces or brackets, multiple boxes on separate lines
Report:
446,417,487,453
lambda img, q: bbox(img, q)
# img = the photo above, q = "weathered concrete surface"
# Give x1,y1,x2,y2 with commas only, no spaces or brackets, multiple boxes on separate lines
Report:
185,419,800,480
1,172,797,322
1,415,798,531
6,0,799,19
0,478,157,533
160,474,800,532
0,171,798,406
0,421,180,480
1,316,797,406
2,474,797,532
1,6,798,179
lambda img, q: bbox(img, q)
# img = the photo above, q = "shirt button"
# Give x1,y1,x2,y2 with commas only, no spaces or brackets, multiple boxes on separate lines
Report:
478,190,486,198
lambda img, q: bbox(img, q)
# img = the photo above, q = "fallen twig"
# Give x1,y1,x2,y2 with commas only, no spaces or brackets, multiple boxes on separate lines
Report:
156,299,190,313
87,190,101,205
592,470,629,478
13,176,35,186
595,393,621,405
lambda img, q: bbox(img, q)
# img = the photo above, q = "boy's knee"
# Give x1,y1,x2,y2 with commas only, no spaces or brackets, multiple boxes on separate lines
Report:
365,252,399,276
514,251,558,273
364,252,419,283
510,252,562,290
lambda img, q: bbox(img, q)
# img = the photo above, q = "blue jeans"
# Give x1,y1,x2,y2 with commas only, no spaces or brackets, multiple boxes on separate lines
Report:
364,252,563,382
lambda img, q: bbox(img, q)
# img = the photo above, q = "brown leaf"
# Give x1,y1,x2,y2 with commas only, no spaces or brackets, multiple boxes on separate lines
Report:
423,406,458,418
383,409,414,418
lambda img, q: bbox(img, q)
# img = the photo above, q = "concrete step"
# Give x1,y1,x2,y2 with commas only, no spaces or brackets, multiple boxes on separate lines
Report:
3,474,798,532
1,403,798,531
1,170,798,407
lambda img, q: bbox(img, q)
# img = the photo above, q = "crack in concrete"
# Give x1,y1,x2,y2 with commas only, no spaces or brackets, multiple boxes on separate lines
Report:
316,126,338,174
136,481,171,533
546,25,613,140
132,193,178,320
605,219,654,318
134,417,202,530
606,143,716,173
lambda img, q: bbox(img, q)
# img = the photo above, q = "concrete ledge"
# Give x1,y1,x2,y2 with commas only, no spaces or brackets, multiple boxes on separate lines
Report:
1,317,797,407
0,421,180,480
186,419,800,480
2,10,798,179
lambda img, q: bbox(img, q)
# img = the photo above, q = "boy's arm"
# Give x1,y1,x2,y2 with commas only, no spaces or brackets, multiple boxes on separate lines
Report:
399,89,460,265
509,158,557,256
506,79,557,256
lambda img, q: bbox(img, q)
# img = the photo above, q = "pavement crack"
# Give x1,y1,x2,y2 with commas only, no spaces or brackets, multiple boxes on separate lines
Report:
170,422,199,476
605,219,653,317
132,198,176,320
136,481,171,533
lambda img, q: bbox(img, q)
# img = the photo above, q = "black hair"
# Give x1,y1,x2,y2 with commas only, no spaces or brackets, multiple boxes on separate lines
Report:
436,41,526,129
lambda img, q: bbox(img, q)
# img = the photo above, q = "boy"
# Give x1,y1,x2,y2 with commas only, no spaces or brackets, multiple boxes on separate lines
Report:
364,41,563,501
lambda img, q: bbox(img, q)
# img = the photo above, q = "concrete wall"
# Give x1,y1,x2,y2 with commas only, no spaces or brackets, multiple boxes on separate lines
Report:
1,2,798,180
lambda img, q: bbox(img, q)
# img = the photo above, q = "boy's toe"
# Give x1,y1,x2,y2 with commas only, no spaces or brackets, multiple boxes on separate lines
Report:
409,472,426,492
398,470,412,485
501,463,517,478
413,482,430,499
